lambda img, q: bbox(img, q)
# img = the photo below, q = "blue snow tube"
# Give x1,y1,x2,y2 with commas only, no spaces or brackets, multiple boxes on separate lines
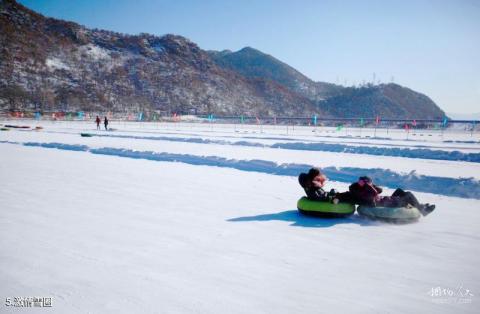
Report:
357,205,421,223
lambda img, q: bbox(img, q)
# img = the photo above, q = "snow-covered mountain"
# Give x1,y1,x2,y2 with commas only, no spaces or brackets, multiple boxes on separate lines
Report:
0,0,445,119
209,48,446,119
208,47,343,102
0,0,318,117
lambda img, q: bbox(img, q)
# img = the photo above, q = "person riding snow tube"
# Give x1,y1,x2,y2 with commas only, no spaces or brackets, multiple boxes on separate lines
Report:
350,176,433,222
297,197,356,217
297,169,356,217
357,205,421,222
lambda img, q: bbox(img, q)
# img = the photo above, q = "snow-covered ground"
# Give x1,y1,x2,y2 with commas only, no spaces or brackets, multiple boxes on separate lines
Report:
1,120,479,313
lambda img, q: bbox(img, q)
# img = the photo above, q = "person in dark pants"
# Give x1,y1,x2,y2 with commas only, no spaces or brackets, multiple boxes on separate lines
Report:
95,116,101,130
298,167,354,203
349,176,435,216
104,116,109,130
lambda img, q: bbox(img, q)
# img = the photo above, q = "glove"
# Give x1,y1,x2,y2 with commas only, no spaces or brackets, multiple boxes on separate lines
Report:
328,189,338,197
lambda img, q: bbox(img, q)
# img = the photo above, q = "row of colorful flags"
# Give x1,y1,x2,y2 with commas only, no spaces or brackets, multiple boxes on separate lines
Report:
7,111,460,129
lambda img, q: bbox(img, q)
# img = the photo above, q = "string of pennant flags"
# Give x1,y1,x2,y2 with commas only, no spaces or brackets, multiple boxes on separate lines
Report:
2,110,478,131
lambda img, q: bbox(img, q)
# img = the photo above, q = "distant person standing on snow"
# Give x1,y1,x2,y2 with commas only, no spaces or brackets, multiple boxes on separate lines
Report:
95,116,101,130
104,116,109,130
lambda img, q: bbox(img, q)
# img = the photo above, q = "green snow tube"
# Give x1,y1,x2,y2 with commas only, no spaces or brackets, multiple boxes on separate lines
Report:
297,197,355,217
80,133,93,137
357,205,421,223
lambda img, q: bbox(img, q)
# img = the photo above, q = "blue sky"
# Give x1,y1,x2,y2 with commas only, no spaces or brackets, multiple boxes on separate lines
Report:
19,0,480,114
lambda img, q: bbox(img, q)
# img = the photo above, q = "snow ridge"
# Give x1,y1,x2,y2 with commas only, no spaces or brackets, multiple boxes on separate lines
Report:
12,141,480,199
90,133,480,163
272,142,480,163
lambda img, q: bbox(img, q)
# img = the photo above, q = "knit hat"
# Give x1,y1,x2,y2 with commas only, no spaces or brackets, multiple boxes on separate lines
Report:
359,176,372,183
298,173,309,188
307,167,321,179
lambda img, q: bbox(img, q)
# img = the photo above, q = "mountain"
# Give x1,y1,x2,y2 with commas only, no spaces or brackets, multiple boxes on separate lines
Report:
0,0,445,119
320,83,446,119
208,47,342,102
0,0,319,117
209,48,445,119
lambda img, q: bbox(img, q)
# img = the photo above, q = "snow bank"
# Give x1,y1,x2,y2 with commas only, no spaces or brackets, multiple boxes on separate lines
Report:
88,149,480,199
4,141,480,199
23,142,89,151
90,133,480,163
271,142,480,163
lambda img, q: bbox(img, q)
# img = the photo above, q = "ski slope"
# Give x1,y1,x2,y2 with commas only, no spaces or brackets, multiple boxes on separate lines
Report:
1,120,479,313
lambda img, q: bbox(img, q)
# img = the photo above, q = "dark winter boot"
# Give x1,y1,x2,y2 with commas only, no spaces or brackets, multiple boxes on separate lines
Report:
419,204,436,216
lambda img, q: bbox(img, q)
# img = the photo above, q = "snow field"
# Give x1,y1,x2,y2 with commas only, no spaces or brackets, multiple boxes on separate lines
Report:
0,120,479,313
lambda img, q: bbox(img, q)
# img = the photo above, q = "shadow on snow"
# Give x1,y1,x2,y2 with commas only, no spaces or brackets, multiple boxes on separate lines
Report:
227,210,379,228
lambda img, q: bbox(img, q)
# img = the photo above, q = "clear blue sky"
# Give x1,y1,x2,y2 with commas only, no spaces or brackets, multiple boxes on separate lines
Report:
19,0,480,114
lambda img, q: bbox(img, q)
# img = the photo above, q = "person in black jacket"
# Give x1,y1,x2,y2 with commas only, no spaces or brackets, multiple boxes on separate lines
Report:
298,168,354,203
104,116,109,130
349,176,435,216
